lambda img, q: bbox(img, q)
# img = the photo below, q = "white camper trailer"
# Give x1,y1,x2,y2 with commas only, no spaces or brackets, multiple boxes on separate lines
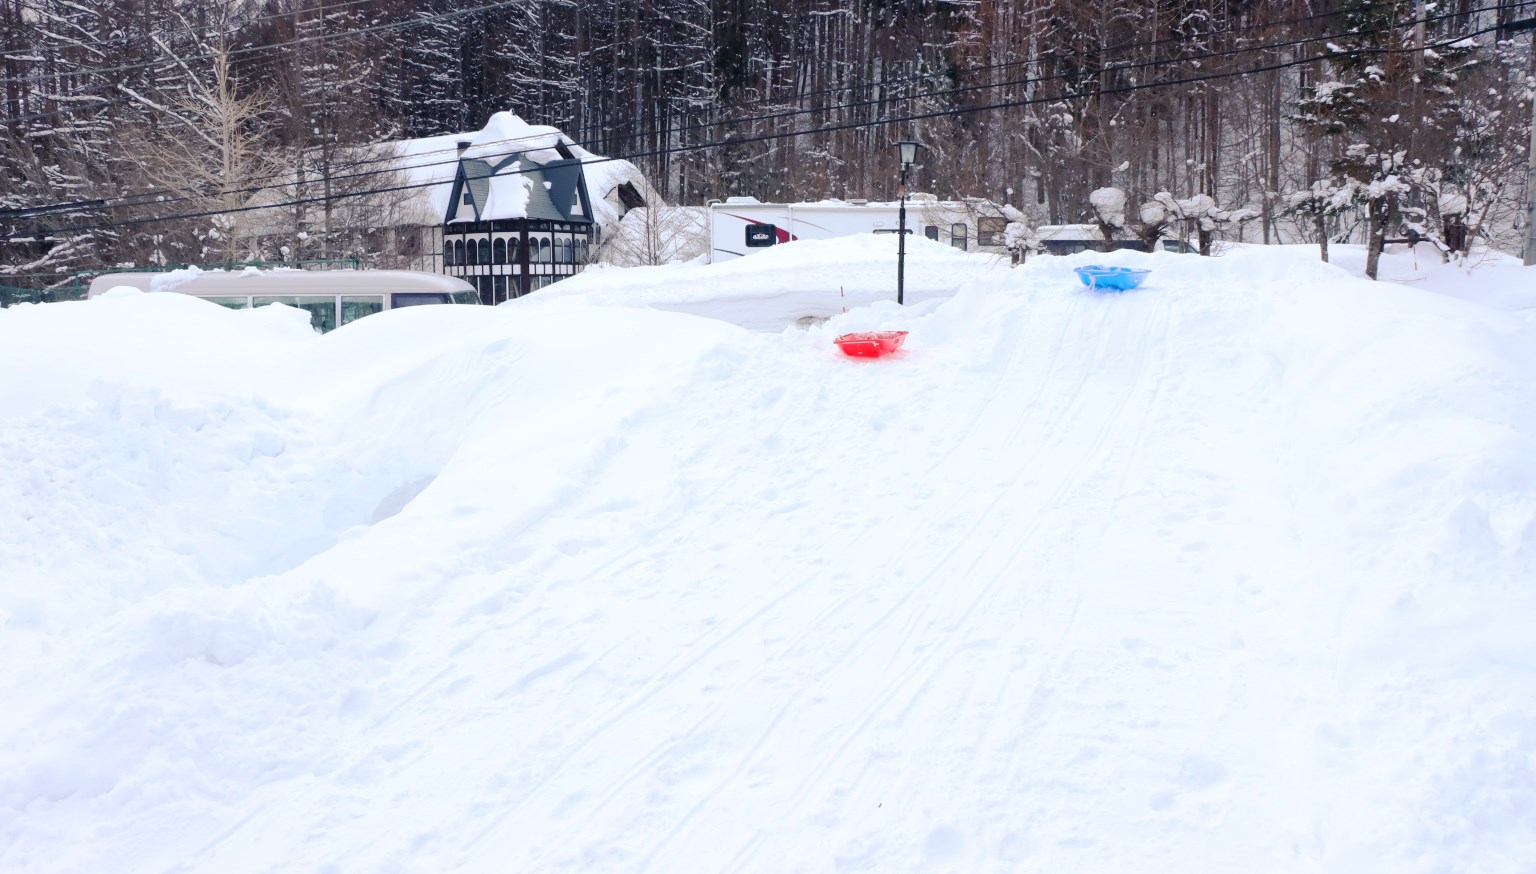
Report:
708,197,1010,263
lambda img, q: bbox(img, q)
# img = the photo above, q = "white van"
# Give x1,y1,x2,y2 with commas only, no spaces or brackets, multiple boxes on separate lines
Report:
86,269,481,333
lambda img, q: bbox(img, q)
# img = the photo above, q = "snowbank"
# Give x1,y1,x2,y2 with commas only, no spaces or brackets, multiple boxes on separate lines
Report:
550,232,1006,330
2,241,1534,873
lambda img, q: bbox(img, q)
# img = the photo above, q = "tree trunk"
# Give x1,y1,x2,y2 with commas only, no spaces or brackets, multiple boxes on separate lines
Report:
1316,210,1329,263
1364,195,1393,280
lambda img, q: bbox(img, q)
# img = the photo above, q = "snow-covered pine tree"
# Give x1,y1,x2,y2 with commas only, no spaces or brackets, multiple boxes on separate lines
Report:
1294,0,1477,278
1282,179,1352,263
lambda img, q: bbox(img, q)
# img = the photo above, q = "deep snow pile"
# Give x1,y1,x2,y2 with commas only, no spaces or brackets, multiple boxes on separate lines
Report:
547,233,1007,329
2,241,1534,873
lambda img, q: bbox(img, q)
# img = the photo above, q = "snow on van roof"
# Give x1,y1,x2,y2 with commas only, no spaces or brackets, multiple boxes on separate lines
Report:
86,269,472,298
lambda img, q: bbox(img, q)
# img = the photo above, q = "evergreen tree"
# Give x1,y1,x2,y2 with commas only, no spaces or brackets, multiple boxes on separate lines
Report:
1294,0,1476,278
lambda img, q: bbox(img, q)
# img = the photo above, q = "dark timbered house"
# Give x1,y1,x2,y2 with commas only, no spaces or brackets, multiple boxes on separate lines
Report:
442,136,598,304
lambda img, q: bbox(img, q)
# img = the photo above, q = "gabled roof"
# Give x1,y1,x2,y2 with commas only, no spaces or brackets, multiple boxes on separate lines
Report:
448,152,592,224
444,111,654,226
537,158,586,221
245,111,651,232
461,158,497,219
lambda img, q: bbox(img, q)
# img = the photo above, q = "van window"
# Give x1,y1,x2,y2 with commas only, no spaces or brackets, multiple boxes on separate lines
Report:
450,290,480,305
341,296,384,325
204,296,250,309
391,292,450,307
254,295,337,333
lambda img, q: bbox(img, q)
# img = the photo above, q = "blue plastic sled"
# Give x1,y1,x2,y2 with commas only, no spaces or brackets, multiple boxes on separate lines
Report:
1074,265,1151,292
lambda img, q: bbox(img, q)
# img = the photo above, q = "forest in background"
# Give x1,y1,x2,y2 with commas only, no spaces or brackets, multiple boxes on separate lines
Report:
2,0,1534,290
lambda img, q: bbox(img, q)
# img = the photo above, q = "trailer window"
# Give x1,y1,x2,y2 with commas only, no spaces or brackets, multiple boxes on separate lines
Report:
745,223,777,247
925,226,940,240
951,224,968,250
204,296,250,309
978,217,1006,247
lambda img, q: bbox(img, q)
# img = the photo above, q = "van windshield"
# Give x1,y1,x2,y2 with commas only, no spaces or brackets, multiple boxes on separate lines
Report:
390,292,450,307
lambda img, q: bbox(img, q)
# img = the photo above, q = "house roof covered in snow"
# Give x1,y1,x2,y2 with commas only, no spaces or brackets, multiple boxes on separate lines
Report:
242,112,662,233
445,112,660,228
450,150,589,225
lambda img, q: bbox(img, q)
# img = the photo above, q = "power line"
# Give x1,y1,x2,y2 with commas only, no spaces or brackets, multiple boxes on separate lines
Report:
0,0,529,89
3,0,1335,126
0,10,1504,231
3,19,1509,243
9,0,381,30
6,0,1513,223
0,0,1425,129
5,0,1519,142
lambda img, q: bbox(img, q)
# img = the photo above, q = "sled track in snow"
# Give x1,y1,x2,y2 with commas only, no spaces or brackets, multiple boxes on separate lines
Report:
631,289,1174,869
459,286,1179,869
757,289,1176,860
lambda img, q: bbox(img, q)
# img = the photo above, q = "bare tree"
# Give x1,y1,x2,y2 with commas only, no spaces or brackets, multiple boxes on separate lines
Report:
120,43,279,263
596,206,709,267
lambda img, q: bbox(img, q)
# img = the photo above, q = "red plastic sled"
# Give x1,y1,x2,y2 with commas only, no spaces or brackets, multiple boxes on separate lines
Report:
834,330,909,358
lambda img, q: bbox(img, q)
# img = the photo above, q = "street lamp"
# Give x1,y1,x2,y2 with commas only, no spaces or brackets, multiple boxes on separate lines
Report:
895,141,922,305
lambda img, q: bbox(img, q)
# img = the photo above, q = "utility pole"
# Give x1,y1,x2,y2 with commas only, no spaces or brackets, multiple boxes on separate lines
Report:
1510,16,1536,265
1526,97,1536,266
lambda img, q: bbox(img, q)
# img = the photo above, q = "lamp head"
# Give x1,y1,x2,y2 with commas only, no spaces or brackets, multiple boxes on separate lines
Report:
896,140,921,167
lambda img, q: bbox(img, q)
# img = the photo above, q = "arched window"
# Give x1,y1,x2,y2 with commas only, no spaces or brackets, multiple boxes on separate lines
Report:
539,238,551,262
465,239,478,266
479,238,492,265
444,240,456,266
493,238,507,264
455,240,467,266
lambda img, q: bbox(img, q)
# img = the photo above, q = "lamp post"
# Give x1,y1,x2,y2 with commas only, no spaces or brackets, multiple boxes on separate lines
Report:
895,141,921,305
